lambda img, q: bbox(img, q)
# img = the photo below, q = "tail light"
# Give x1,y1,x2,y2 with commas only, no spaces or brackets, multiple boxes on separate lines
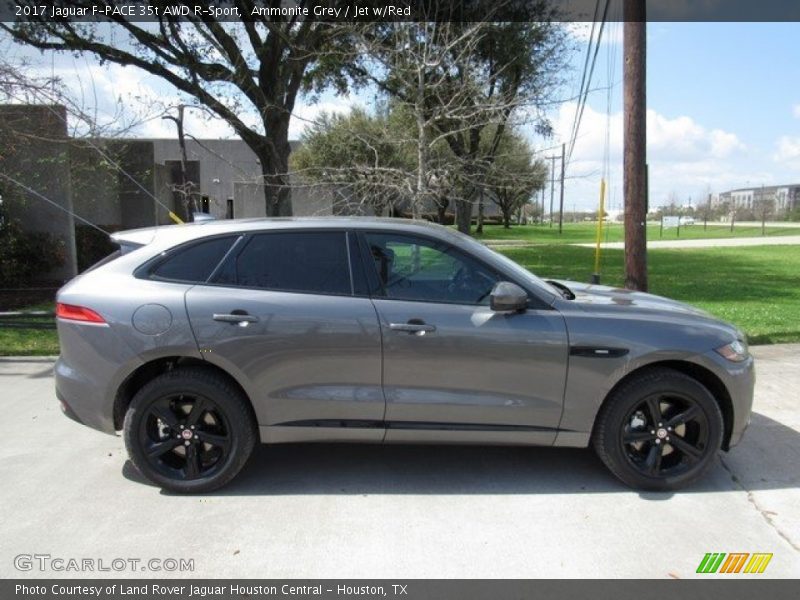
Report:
56,303,107,324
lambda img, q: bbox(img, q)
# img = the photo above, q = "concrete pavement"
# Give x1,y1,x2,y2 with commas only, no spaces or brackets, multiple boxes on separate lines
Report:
486,235,800,249
0,347,798,579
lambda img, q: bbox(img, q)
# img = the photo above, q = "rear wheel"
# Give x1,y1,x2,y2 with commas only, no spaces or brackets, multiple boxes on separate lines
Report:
123,367,257,493
593,368,724,491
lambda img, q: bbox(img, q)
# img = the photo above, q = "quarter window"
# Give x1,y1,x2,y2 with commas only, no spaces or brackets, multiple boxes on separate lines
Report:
216,231,352,296
363,232,499,305
150,236,237,283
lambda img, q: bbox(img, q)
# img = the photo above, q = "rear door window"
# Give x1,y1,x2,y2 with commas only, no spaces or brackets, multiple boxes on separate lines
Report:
215,231,353,296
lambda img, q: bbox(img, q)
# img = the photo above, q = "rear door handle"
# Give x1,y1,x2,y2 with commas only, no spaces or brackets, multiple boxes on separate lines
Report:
213,312,259,324
389,321,436,335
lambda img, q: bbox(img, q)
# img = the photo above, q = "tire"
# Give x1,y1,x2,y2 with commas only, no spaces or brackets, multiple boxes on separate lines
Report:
123,367,257,493
592,367,724,491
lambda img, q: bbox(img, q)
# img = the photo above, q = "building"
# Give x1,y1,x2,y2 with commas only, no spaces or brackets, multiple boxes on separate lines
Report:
715,184,800,214
0,104,355,280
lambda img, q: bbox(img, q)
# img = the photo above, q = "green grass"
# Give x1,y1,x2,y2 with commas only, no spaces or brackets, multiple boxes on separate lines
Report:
0,302,58,356
475,222,800,244
2,244,798,355
497,244,800,345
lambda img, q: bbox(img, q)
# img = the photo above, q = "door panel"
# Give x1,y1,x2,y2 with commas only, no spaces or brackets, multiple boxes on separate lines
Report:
186,286,384,441
358,230,569,445
374,299,569,444
184,228,383,443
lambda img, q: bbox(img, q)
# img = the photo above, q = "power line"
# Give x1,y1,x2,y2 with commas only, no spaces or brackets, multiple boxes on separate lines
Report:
566,0,611,168
565,4,601,164
0,172,109,235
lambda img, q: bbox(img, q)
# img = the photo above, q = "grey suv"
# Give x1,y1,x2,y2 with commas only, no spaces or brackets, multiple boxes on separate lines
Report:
55,218,754,492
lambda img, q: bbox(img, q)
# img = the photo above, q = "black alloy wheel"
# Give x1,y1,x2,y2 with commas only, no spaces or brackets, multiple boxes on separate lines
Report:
124,367,256,493
139,393,232,481
593,368,724,491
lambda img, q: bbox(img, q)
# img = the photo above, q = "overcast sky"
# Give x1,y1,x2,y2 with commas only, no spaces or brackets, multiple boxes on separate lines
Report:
3,21,798,212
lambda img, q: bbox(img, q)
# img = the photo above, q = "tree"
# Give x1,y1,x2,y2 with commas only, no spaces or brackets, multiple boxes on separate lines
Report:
344,18,568,234
291,105,416,216
484,131,548,228
3,1,351,217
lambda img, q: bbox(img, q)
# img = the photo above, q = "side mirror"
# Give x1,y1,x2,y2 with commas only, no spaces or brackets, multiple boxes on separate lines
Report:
490,281,528,312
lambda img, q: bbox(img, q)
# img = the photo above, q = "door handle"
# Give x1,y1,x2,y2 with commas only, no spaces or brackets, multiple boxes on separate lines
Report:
213,312,259,325
389,321,436,335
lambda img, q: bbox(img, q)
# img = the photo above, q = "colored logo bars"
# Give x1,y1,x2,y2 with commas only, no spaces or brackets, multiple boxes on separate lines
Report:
696,553,773,574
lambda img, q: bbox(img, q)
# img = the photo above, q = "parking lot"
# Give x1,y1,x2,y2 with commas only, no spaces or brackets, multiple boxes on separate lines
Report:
1,345,798,579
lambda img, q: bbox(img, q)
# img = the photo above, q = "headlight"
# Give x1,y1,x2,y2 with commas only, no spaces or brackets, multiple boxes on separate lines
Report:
715,339,748,362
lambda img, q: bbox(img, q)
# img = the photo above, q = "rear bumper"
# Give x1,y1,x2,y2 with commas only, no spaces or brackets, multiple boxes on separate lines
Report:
54,355,116,434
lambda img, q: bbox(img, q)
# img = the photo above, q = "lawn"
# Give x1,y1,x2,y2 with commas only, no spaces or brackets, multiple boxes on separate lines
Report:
1,243,798,356
475,222,800,244
496,244,800,345
0,302,58,356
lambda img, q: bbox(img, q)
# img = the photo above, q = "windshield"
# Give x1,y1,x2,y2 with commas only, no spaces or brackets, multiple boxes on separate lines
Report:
456,235,560,300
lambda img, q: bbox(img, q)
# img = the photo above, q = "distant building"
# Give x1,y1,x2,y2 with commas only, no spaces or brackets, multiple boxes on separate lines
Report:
715,184,800,213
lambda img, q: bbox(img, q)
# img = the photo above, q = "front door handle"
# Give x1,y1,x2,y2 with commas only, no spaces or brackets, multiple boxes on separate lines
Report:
213,312,259,325
389,320,436,335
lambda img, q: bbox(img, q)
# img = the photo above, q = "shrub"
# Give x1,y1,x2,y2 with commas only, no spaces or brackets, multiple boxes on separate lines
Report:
0,209,66,287
75,224,120,272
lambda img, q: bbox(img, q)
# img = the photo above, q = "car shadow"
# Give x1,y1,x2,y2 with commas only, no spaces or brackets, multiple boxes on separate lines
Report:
122,411,799,498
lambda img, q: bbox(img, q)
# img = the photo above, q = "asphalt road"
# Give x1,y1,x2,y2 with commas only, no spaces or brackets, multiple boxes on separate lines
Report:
0,346,798,579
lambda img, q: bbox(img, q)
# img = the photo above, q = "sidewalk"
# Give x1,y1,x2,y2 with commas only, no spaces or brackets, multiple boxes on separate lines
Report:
486,235,800,249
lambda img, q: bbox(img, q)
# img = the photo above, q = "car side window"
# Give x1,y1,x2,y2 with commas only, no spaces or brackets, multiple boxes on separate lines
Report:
215,231,353,296
363,232,499,305
149,236,237,283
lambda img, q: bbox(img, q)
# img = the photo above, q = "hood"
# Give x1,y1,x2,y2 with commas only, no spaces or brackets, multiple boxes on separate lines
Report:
552,280,717,320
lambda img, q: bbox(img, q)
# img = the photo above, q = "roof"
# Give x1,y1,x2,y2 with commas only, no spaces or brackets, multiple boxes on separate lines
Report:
111,216,466,248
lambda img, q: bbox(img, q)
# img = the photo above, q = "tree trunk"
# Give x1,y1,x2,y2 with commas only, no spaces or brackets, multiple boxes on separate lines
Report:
476,190,484,234
455,198,471,234
436,196,449,224
260,113,294,217
503,210,511,229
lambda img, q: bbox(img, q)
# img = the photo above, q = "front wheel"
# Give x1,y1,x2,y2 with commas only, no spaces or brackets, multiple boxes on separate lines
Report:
593,368,724,491
123,367,257,493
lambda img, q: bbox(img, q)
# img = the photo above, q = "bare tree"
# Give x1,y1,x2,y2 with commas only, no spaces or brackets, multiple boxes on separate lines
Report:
344,16,568,234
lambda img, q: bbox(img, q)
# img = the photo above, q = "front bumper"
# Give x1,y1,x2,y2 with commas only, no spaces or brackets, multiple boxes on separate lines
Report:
712,351,755,449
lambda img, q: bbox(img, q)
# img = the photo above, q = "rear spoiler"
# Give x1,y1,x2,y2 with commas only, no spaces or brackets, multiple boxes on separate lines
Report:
109,215,217,252
109,226,162,250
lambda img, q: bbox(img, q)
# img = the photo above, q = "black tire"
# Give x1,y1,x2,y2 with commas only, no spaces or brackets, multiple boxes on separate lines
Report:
123,367,257,493
592,368,724,491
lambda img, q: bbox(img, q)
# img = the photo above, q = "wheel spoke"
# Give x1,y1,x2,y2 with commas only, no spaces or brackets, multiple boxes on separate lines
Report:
623,429,653,444
184,444,201,478
151,404,179,428
186,397,208,427
645,396,663,427
197,431,229,451
644,442,663,475
666,404,700,429
668,434,703,463
146,438,181,459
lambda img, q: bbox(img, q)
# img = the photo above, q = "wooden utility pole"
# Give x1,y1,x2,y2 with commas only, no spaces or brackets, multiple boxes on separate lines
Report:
558,142,565,234
623,0,648,291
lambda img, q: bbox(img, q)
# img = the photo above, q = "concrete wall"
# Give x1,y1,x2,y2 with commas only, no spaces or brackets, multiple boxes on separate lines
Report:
0,105,77,281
